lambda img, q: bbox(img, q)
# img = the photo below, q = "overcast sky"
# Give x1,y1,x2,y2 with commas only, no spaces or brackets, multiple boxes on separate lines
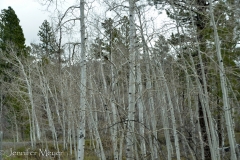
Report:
0,0,50,45
0,0,172,47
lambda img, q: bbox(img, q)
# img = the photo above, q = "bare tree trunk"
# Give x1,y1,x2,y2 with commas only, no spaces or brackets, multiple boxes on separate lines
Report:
88,76,106,160
209,0,238,159
14,54,41,147
126,0,136,159
109,39,119,160
77,0,87,159
0,131,2,160
0,92,2,160
13,112,19,142
154,58,181,160
136,38,146,160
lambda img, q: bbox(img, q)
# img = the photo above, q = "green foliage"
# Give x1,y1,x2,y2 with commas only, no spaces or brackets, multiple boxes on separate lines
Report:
91,17,130,61
4,90,31,140
91,37,105,59
153,35,169,59
150,1,240,135
0,7,28,82
37,20,57,59
0,6,26,54
0,7,30,141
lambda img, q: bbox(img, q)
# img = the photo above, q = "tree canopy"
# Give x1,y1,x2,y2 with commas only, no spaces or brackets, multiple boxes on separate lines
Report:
38,20,57,59
0,6,26,53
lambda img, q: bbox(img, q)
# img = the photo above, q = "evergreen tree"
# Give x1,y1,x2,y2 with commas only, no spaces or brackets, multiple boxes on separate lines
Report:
0,6,26,54
0,6,27,80
153,35,169,58
91,17,130,61
0,7,29,141
37,20,57,60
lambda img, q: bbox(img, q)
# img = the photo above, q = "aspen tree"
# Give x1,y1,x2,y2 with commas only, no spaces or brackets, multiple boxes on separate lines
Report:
126,0,136,159
209,0,238,159
7,50,41,147
136,7,147,159
88,77,106,159
78,0,87,159
154,54,181,160
35,66,59,153
153,67,172,160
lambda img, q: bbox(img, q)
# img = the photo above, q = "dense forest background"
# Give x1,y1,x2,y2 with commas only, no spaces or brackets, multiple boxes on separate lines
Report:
0,0,240,159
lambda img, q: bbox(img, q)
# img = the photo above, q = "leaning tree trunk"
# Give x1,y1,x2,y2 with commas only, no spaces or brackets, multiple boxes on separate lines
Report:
154,55,181,160
88,75,106,160
209,0,238,159
182,2,220,159
14,54,41,147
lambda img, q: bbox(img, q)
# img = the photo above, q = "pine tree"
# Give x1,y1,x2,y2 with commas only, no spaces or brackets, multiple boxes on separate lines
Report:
37,20,57,60
0,7,29,141
91,17,130,62
0,6,27,80
153,35,169,58
0,6,26,54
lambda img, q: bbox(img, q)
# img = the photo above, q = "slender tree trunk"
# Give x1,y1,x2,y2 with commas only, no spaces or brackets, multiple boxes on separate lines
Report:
183,3,220,159
136,43,146,160
154,58,181,160
37,69,58,149
126,0,136,159
0,131,2,160
89,77,106,160
0,91,2,160
109,37,119,160
15,55,41,146
209,0,238,159
155,78,172,160
136,58,146,159
77,0,87,159
195,1,211,157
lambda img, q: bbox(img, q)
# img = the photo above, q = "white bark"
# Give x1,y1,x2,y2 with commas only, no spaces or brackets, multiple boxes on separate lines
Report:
209,0,238,159
13,112,19,142
13,54,41,146
137,8,151,159
36,67,58,149
126,0,136,159
154,58,181,160
110,70,119,160
188,6,220,159
136,61,146,159
89,77,106,160
146,63,158,160
170,3,220,159
77,0,87,159
109,30,119,160
59,82,67,149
